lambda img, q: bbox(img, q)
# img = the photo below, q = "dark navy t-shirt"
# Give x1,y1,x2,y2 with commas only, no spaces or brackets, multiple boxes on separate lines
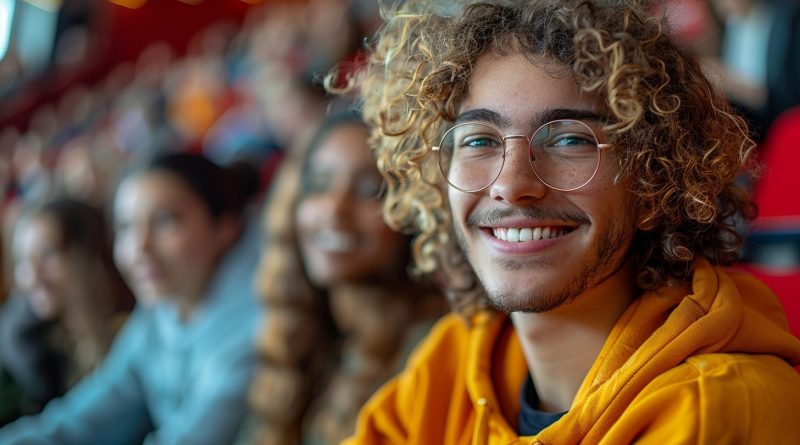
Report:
517,375,568,436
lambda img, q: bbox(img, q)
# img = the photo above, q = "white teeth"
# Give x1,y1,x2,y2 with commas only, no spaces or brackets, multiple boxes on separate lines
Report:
492,226,569,242
313,230,357,252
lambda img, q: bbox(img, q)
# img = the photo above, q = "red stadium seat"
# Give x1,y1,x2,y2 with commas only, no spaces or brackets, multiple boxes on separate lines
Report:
752,106,800,230
740,107,800,365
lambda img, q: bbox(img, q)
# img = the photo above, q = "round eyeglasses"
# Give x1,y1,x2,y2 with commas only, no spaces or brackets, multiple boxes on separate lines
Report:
432,119,612,193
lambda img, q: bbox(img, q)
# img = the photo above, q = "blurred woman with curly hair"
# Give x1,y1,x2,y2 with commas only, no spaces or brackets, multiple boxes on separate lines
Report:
246,111,444,445
333,0,800,444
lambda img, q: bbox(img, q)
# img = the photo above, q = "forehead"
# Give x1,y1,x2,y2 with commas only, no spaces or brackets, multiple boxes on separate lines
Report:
459,51,599,127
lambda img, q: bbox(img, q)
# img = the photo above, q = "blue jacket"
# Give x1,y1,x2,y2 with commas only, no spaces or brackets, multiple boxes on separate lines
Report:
0,219,262,445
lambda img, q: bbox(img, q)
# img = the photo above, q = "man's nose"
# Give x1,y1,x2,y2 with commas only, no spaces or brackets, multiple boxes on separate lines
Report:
489,138,548,205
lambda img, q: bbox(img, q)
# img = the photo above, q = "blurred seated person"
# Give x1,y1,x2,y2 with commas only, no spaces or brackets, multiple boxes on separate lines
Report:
247,111,445,445
0,198,135,425
704,0,800,136
0,152,262,445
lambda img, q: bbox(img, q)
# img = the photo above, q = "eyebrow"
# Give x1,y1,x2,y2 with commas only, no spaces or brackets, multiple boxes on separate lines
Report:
455,109,511,127
534,108,604,127
454,107,605,129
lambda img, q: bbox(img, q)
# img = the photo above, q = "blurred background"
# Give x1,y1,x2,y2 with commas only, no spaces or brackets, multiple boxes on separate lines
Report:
0,0,797,439
0,0,797,345
0,0,381,292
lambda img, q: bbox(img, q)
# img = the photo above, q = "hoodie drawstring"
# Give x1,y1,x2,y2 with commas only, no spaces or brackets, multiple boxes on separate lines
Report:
472,397,489,445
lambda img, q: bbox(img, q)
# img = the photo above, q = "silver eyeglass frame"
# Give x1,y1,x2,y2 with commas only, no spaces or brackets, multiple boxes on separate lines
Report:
431,119,612,193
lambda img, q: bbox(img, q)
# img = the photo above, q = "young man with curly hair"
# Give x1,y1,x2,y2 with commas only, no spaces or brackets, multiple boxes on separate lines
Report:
336,0,800,444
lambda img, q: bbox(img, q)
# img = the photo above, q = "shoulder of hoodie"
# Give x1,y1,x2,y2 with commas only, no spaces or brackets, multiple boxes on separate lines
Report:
636,351,800,411
397,310,501,381
599,353,800,442
403,312,471,367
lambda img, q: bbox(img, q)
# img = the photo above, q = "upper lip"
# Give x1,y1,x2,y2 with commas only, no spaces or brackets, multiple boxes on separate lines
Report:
477,218,580,229
468,207,590,229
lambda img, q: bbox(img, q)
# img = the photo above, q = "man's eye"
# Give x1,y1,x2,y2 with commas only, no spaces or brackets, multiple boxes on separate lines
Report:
461,135,501,148
551,134,592,146
543,133,597,155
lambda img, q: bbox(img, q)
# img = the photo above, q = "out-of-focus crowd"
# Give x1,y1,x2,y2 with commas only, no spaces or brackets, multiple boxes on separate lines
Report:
0,0,796,444
0,0,379,230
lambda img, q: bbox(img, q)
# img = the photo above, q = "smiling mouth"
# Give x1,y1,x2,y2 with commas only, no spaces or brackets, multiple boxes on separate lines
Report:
490,226,575,242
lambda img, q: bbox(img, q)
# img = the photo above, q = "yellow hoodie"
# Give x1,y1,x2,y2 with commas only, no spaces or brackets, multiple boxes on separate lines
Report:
343,259,800,445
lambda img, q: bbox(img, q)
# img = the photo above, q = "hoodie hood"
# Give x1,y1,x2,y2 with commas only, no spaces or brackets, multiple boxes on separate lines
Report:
535,257,800,443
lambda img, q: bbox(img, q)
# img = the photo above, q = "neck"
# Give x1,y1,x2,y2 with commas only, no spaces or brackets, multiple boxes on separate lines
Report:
510,259,638,413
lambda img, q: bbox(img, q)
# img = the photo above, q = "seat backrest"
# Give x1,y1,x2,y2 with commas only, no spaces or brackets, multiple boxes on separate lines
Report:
753,106,800,229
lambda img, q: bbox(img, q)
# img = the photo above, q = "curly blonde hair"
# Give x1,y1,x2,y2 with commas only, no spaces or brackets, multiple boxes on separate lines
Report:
338,0,758,313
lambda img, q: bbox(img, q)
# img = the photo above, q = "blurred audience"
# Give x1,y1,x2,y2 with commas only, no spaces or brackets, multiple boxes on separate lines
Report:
0,2,416,443
658,0,800,297
0,198,134,425
245,112,445,445
0,0,379,307
703,0,800,136
0,153,262,445
0,0,378,217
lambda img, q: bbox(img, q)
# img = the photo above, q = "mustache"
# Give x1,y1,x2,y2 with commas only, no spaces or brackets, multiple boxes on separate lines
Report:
467,206,590,226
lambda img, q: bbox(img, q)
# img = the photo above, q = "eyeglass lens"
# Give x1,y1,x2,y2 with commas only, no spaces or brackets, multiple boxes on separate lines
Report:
437,119,601,192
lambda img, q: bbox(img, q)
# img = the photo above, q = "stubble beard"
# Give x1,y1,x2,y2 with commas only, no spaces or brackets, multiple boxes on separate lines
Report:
452,212,633,314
